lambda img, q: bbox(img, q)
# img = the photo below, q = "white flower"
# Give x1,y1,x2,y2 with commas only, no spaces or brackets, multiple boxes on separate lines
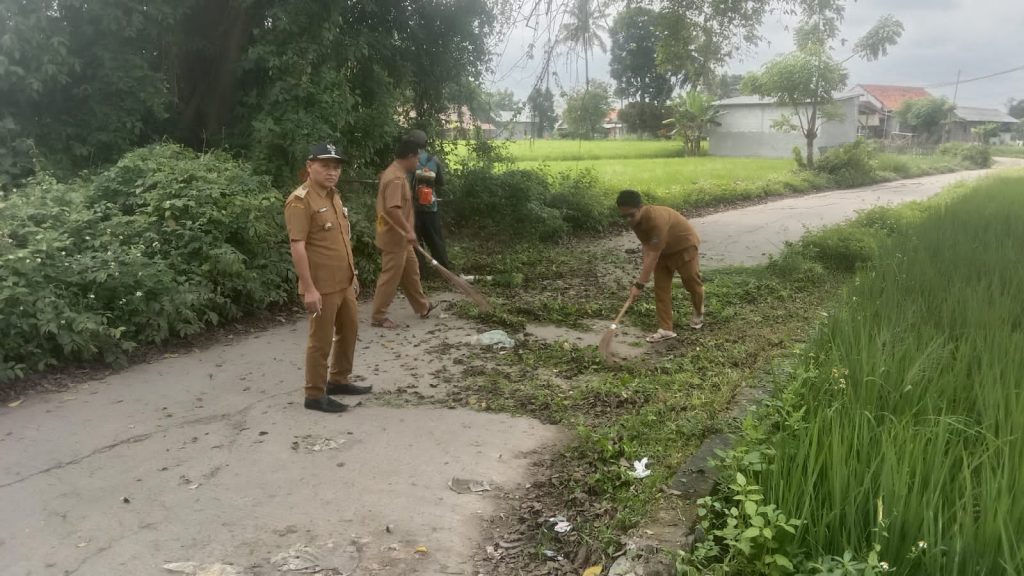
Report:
879,561,891,572
88,294,95,299
135,291,143,297
917,540,927,550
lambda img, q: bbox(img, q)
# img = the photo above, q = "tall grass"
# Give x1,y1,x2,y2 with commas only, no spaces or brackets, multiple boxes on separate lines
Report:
759,173,1024,574
505,139,684,162
516,157,818,211
991,144,1024,159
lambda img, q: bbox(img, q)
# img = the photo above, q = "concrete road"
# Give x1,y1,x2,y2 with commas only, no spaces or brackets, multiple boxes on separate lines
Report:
2,160,1020,576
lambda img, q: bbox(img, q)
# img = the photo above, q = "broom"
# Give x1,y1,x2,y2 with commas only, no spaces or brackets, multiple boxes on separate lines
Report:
379,211,493,313
413,244,493,313
598,294,636,362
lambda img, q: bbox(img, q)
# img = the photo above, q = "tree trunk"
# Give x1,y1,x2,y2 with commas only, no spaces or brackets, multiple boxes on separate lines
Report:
175,0,255,150
805,104,819,168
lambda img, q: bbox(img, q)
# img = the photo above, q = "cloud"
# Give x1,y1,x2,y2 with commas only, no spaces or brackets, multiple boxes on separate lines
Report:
491,0,1024,110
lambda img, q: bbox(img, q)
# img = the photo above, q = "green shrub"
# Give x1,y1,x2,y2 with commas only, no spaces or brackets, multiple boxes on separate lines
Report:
938,142,992,168
801,225,879,272
855,203,927,235
873,154,913,178
767,247,827,285
445,167,566,241
791,145,807,170
0,144,292,382
813,139,879,187
545,168,617,234
445,165,619,241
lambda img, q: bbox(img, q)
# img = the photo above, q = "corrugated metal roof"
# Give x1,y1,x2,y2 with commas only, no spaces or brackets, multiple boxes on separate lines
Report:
493,110,524,123
715,93,859,106
954,106,1019,123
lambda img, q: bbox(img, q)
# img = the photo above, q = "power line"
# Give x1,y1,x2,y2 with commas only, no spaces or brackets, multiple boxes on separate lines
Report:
922,64,1024,89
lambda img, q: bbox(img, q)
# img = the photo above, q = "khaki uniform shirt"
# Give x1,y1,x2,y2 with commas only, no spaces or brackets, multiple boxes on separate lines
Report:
631,205,700,255
284,181,356,295
375,162,414,253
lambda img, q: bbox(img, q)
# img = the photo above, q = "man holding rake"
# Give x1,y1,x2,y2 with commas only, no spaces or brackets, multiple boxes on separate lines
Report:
617,189,704,343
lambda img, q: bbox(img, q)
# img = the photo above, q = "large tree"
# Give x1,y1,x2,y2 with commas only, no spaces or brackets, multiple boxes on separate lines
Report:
1009,98,1024,140
0,0,495,187
562,80,613,139
526,86,557,138
557,0,612,88
608,5,674,138
656,0,775,87
609,6,674,105
896,96,955,143
482,89,520,119
618,102,670,137
1008,98,1024,120
743,2,904,167
705,73,746,101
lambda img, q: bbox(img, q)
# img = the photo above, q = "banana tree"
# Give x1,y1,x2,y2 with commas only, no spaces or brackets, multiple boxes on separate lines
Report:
664,90,722,156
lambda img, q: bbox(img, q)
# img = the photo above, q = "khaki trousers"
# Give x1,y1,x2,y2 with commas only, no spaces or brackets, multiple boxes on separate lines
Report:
654,246,704,331
304,286,358,399
372,247,430,323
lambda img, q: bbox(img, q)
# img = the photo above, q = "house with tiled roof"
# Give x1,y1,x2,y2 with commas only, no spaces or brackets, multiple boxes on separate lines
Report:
848,84,932,138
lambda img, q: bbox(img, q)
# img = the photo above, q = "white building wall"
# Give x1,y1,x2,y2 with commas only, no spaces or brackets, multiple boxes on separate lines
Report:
710,98,859,158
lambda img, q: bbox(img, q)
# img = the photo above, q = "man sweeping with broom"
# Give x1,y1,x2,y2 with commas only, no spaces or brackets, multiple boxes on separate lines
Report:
617,189,704,343
371,138,438,328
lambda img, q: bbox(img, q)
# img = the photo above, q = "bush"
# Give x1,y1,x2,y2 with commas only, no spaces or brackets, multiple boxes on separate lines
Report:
801,225,880,272
938,142,992,168
445,165,616,241
767,247,827,285
813,139,878,187
446,167,567,241
0,144,292,382
545,168,617,234
873,154,913,178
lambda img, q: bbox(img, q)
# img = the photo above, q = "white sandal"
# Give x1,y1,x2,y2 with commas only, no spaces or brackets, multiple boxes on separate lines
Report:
645,329,677,343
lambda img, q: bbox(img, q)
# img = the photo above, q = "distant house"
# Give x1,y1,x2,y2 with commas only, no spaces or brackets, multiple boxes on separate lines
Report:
948,107,1020,144
493,110,535,140
550,110,621,139
435,106,496,139
848,84,931,138
708,95,859,158
603,109,625,139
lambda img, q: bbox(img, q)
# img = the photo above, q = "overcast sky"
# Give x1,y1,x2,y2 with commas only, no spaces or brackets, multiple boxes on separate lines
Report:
489,0,1024,110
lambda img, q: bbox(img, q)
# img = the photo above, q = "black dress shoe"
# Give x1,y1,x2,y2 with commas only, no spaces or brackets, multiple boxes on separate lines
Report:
304,396,349,413
326,381,373,395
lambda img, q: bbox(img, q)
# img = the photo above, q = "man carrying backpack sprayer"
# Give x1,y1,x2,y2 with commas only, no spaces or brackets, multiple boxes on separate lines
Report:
371,138,437,329
405,129,453,276
617,189,704,343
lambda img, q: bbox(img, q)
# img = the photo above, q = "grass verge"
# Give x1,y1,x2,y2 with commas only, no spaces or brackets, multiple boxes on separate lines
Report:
679,172,1024,575
447,234,849,571
991,144,1024,158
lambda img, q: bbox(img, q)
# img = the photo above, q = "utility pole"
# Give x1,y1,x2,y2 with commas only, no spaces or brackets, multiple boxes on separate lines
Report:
943,69,961,144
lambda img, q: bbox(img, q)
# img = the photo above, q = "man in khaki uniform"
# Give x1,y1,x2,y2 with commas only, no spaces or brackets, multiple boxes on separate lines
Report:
618,189,704,343
284,143,371,413
371,139,435,328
